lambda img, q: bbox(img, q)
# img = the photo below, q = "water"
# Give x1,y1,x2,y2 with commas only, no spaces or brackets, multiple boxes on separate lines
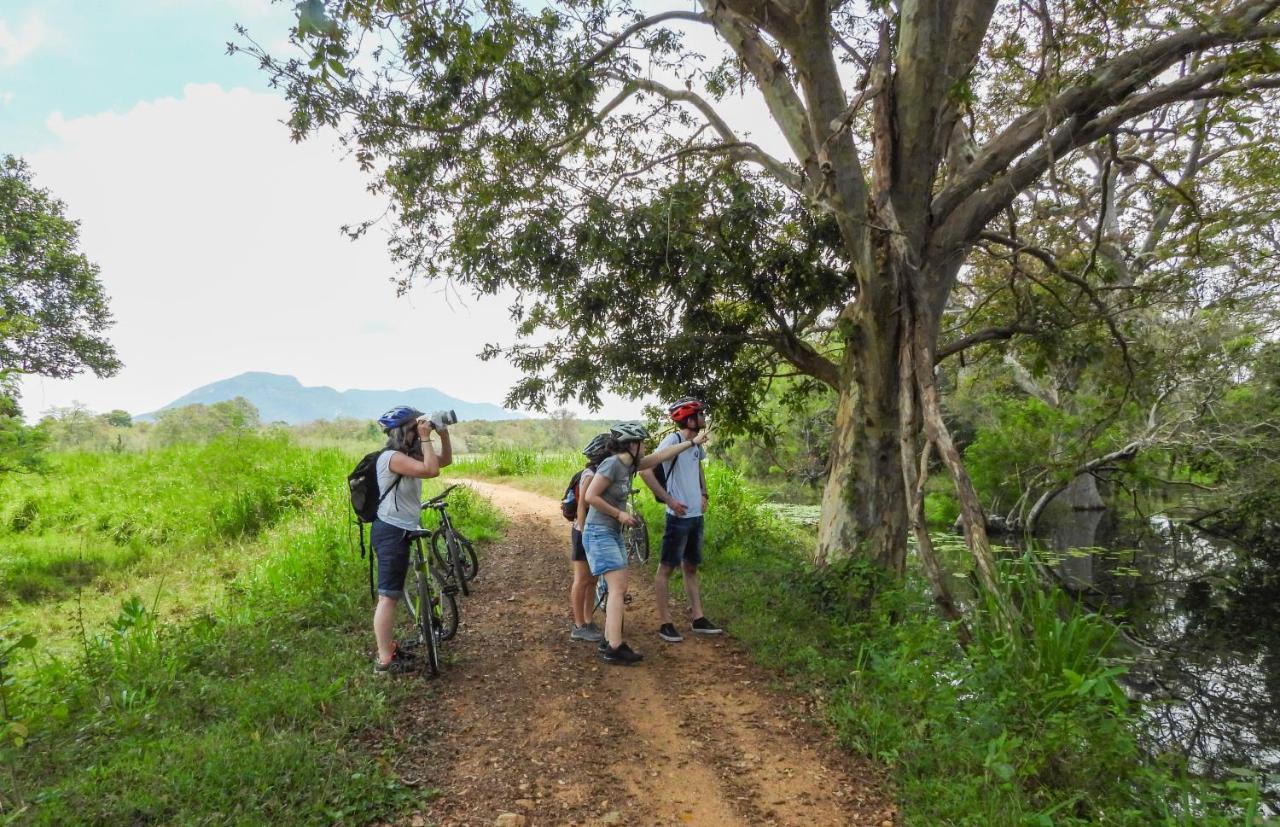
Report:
1033,499,1280,799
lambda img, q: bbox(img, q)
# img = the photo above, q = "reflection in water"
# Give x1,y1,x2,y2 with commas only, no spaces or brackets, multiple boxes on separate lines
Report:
1034,500,1280,802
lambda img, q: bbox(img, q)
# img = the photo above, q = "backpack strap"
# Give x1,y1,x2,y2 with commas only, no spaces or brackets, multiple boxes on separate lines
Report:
662,433,684,489
376,450,403,511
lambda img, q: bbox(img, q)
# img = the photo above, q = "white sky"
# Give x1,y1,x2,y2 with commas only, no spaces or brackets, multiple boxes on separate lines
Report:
15,83,645,421
9,5,805,424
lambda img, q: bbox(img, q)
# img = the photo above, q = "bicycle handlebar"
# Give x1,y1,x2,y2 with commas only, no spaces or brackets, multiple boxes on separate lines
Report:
422,483,462,509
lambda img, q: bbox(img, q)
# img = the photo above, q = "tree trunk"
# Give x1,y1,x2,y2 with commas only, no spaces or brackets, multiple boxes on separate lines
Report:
816,294,908,573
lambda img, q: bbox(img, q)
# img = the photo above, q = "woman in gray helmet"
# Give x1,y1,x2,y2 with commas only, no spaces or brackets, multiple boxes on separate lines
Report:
583,421,708,665
569,433,611,643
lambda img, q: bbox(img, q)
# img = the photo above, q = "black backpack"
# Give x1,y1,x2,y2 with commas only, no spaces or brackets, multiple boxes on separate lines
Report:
348,450,401,522
347,450,400,602
560,469,585,521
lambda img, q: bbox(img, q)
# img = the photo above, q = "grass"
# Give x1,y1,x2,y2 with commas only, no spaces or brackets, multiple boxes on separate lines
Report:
444,448,582,499
0,436,504,825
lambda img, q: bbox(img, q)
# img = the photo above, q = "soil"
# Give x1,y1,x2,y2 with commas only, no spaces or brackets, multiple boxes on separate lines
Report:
376,480,896,827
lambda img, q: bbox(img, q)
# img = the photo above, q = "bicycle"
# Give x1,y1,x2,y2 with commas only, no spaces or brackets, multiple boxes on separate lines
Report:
399,529,460,676
422,484,480,597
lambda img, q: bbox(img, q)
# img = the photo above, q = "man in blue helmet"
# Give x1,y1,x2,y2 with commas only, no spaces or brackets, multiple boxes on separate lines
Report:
369,405,454,674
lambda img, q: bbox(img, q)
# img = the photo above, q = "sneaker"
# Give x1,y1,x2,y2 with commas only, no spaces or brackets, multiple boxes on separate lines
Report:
658,623,683,643
373,656,414,676
598,639,611,653
571,624,604,643
690,617,724,635
599,642,644,665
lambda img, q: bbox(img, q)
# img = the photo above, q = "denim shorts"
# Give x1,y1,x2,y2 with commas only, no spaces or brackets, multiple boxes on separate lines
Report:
583,523,627,576
370,518,411,600
660,515,704,568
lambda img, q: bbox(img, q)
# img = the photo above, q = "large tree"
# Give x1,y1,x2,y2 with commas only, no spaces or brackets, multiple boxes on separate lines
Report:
238,0,1280,601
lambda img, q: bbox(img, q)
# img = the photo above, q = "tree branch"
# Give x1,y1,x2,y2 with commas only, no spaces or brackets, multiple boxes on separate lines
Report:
580,11,711,71
935,325,1038,362
932,3,1280,226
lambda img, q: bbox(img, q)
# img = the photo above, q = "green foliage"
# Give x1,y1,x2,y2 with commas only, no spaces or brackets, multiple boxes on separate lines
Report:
0,439,501,824
150,397,261,447
0,155,120,383
623,463,1265,825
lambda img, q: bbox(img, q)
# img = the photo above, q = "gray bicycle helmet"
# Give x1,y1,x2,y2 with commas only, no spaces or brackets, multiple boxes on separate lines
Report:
610,421,650,442
583,432,611,461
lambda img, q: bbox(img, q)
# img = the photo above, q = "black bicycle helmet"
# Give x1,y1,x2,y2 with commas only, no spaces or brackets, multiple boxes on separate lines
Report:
583,432,612,461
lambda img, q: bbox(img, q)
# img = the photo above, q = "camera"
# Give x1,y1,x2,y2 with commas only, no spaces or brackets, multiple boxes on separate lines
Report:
418,409,458,428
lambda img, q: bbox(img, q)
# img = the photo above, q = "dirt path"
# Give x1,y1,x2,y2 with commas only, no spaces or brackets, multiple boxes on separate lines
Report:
380,480,895,827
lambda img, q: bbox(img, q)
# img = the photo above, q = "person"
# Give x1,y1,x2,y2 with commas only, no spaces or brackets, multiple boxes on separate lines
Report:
369,405,453,674
583,421,708,665
639,398,723,642
569,433,611,643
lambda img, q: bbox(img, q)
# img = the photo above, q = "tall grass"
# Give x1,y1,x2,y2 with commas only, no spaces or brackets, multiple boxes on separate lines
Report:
629,464,1263,825
447,448,582,499
0,437,503,825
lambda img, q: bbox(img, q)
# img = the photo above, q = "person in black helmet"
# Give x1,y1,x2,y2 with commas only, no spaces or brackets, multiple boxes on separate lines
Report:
583,421,707,665
569,433,611,643
369,405,453,675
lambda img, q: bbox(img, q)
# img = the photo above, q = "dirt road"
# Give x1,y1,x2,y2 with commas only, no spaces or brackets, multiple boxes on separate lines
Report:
380,480,895,827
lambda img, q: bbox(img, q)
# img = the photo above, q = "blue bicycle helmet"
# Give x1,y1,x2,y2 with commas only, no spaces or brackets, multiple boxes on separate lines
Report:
377,405,423,431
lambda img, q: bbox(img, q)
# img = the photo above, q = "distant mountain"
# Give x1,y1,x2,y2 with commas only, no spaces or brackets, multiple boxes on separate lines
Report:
138,372,525,424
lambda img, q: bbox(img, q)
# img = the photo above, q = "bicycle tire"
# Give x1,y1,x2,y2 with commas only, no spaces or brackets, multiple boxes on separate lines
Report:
625,514,650,564
433,568,460,641
406,546,440,676
430,528,468,596
458,536,479,582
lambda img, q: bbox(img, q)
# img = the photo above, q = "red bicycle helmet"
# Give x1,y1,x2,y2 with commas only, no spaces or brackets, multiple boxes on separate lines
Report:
668,397,706,422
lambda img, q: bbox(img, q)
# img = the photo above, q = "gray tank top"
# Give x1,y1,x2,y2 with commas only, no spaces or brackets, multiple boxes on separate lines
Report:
375,450,423,531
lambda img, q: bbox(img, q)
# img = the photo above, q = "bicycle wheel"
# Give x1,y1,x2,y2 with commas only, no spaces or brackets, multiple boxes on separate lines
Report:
433,568,460,641
458,535,479,582
594,577,608,614
625,513,650,564
429,529,464,594
406,545,439,676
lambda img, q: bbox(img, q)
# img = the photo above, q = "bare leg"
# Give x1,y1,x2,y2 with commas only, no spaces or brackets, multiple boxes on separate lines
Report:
603,568,629,648
570,561,592,626
374,596,398,664
683,563,704,621
655,563,675,625
582,573,598,623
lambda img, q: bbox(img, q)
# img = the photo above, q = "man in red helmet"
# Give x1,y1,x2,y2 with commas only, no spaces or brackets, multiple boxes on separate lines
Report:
640,397,723,642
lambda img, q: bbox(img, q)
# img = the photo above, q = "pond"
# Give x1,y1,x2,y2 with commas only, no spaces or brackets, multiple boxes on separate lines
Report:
1033,499,1280,803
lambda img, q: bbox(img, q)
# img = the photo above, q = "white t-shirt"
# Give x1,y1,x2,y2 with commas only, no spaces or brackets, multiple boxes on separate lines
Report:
656,432,706,518
375,450,424,531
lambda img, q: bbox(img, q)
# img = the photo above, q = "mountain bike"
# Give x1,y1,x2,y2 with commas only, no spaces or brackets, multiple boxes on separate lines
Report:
622,488,650,564
423,484,479,597
400,528,460,676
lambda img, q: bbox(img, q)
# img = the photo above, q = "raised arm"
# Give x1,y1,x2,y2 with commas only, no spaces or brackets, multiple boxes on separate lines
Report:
636,431,709,471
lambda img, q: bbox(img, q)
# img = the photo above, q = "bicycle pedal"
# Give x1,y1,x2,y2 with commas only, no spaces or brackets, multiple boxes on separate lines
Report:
442,583,459,596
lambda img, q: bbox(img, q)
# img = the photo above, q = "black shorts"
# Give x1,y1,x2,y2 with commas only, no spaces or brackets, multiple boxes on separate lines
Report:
570,526,587,562
660,515,704,568
370,518,412,600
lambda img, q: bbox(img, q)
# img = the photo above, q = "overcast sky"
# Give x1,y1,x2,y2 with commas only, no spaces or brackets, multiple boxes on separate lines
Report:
1,1,644,421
